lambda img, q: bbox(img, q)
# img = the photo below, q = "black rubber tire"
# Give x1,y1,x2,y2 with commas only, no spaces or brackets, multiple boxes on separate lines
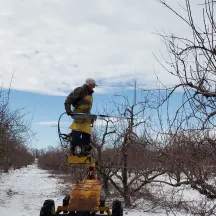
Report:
63,195,70,213
63,195,70,206
99,200,105,214
68,212,76,216
76,211,90,216
112,200,123,216
40,199,55,216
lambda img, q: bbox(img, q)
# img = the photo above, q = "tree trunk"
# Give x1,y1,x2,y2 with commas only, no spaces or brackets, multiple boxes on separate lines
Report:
122,141,131,207
103,175,110,196
3,158,9,173
124,194,131,207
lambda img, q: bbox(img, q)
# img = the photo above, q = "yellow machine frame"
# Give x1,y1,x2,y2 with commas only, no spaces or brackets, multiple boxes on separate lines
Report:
54,155,111,215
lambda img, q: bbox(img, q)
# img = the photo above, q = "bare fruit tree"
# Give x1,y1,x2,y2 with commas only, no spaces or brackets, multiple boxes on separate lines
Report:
157,0,216,130
95,83,167,207
149,0,216,212
0,88,34,172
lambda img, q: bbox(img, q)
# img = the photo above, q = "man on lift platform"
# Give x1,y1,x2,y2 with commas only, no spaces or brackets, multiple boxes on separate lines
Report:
64,78,97,156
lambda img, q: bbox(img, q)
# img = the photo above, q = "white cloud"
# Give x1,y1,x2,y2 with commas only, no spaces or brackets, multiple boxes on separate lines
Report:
34,121,58,126
0,0,202,95
35,121,69,126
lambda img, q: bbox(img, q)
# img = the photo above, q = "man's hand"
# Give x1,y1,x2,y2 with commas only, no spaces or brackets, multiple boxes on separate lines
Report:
66,110,73,116
65,103,73,116
91,118,95,127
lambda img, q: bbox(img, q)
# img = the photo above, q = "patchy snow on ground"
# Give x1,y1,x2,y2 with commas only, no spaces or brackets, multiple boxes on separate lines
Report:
0,161,215,216
0,161,147,216
0,160,183,216
0,161,63,216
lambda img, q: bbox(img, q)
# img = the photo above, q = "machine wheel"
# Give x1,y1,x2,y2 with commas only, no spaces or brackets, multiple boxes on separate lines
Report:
63,195,70,213
112,200,123,216
76,211,90,216
99,200,105,214
40,199,55,216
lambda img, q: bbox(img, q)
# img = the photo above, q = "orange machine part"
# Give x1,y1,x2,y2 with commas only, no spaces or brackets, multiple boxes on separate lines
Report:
68,179,102,212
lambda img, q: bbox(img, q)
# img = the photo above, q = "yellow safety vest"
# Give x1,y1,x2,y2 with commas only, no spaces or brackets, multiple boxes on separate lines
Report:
69,95,93,134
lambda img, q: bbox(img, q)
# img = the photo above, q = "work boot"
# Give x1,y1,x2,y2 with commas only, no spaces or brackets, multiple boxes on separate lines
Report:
70,145,75,155
79,144,92,156
85,144,92,152
79,151,90,157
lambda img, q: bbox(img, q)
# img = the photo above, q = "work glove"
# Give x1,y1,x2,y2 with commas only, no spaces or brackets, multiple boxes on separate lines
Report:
67,110,73,116
65,103,73,116
91,118,95,127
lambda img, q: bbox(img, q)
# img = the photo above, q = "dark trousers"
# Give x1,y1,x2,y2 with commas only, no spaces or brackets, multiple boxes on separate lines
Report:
70,130,91,152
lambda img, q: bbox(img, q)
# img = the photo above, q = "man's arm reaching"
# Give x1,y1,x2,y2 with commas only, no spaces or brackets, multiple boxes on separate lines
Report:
64,87,82,115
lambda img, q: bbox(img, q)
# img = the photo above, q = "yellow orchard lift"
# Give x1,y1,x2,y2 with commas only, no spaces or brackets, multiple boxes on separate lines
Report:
39,113,124,216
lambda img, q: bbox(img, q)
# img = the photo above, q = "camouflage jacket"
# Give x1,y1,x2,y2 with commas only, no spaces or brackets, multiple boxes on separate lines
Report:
64,84,94,113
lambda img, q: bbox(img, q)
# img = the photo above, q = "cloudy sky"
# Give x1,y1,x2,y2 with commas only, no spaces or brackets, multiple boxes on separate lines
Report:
0,0,203,149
